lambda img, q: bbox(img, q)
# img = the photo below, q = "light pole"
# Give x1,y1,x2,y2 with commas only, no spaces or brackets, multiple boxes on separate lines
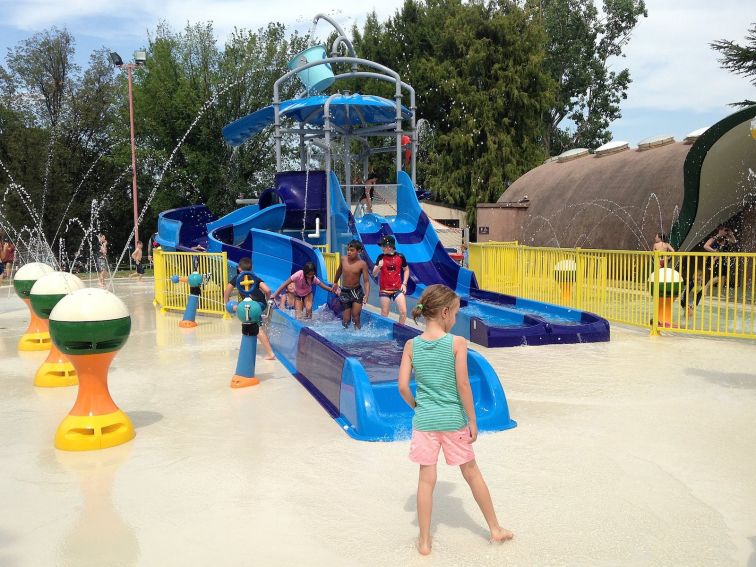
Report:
110,51,146,247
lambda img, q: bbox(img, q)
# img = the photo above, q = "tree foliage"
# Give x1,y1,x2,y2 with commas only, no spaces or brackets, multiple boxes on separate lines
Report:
352,0,554,218
536,0,647,154
0,22,307,264
711,23,756,107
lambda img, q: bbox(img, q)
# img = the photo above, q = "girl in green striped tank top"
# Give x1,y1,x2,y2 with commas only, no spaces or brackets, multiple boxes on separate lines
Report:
398,284,513,555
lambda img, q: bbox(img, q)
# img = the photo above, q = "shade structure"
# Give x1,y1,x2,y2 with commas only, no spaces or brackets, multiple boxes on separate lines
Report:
222,93,412,147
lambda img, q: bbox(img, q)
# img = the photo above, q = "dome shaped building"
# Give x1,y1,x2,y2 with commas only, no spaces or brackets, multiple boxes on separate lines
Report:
476,106,756,252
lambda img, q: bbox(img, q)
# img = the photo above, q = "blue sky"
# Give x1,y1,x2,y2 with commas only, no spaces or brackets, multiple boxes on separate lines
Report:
0,0,753,146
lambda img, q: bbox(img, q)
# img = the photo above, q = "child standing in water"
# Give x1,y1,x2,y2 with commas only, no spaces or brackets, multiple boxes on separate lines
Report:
333,240,371,329
398,284,513,555
272,261,333,319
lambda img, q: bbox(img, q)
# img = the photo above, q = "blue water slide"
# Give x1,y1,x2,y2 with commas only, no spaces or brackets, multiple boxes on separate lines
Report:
155,205,216,251
354,172,610,346
206,204,287,265
245,229,516,441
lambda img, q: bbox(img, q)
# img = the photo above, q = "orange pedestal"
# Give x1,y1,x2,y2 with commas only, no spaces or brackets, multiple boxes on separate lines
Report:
559,282,573,303
18,298,51,351
35,343,78,388
55,351,135,451
656,296,677,328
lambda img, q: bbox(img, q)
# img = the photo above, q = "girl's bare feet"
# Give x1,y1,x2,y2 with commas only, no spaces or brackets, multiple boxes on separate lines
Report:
417,537,432,555
264,353,276,360
490,526,514,543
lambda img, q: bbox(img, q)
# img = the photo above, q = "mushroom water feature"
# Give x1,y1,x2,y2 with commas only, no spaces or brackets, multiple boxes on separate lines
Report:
49,288,134,451
554,259,577,303
29,271,86,387
13,262,55,351
649,267,683,329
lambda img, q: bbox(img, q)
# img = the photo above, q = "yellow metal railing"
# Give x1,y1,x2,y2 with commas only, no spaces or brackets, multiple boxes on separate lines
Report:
323,252,340,282
470,243,756,339
153,249,230,318
312,246,340,282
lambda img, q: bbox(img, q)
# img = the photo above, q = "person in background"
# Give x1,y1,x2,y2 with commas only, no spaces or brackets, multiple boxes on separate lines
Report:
680,225,738,314
129,241,144,281
0,238,7,285
398,284,513,555
2,237,16,283
360,171,377,214
96,233,108,288
274,282,297,310
652,233,675,267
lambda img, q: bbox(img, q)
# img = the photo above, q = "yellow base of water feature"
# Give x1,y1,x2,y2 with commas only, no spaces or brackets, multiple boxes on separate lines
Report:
34,361,78,388
55,410,135,451
18,331,52,352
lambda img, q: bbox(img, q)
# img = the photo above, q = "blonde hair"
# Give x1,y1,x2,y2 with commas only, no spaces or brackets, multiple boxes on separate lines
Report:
411,284,459,323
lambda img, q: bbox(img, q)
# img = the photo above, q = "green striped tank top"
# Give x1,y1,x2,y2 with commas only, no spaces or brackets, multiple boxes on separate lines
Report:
411,333,468,431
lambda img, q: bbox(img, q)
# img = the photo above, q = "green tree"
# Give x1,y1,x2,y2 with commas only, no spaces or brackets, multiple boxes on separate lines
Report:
352,0,554,219
711,23,756,107
132,21,307,229
536,0,647,154
1,29,125,261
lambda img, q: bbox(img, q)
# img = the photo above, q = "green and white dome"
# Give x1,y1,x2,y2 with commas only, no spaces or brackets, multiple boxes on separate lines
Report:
13,262,55,299
648,267,683,297
49,288,131,355
29,272,86,319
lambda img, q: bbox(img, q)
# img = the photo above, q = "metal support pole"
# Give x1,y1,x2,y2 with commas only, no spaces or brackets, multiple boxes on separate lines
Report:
127,64,139,246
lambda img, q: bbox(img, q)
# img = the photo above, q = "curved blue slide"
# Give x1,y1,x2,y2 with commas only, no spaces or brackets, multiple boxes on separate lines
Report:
233,229,517,441
157,207,517,440
352,172,610,346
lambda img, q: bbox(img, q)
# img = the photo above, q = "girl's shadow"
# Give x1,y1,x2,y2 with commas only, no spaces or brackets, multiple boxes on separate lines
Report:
403,480,489,539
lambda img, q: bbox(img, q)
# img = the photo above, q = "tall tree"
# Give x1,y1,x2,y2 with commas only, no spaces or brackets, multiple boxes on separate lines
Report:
6,27,77,127
132,21,307,226
352,0,554,219
536,0,647,154
711,23,756,107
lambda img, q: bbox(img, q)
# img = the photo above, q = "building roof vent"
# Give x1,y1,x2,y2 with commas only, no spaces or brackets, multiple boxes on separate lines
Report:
684,127,709,144
556,148,590,163
637,134,675,151
594,140,629,157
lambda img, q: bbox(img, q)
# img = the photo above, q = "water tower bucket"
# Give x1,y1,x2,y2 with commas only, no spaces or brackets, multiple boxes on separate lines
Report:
287,46,334,93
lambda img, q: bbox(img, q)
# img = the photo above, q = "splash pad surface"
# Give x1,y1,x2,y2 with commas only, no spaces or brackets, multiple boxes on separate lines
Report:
1,279,755,565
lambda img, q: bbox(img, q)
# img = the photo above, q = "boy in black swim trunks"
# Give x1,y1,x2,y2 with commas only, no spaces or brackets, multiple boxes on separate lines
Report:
333,240,371,329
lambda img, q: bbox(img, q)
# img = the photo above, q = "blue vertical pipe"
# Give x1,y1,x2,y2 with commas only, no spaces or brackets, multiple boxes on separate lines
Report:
182,292,200,324
234,330,258,379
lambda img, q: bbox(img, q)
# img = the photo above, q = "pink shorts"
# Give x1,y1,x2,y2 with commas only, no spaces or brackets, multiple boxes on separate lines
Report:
409,427,475,466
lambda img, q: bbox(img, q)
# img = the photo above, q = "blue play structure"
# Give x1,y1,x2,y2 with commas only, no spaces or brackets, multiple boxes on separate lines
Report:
156,14,607,439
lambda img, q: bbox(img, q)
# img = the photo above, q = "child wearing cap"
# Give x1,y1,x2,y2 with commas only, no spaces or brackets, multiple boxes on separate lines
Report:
372,235,410,324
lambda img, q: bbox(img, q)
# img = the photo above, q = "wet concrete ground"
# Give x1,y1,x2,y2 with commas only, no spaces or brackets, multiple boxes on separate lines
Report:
1,279,755,566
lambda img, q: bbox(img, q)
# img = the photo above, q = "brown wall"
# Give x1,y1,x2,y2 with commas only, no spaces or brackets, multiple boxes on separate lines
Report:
475,206,528,242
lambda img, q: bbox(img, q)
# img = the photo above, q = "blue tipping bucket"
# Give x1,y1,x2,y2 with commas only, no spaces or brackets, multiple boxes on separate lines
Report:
287,46,334,93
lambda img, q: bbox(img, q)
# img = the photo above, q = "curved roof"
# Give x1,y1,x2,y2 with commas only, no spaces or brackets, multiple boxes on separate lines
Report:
496,142,690,250
222,93,412,147
493,106,756,251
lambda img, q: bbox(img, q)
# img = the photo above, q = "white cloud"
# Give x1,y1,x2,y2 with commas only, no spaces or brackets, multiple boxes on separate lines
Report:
4,1,402,42
618,1,754,111
3,0,754,115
